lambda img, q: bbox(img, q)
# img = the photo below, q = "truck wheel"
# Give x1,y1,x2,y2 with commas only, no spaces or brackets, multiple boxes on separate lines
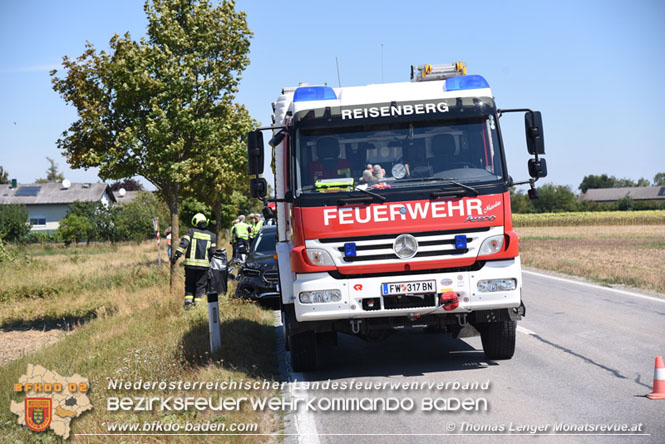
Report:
290,331,317,372
480,320,516,360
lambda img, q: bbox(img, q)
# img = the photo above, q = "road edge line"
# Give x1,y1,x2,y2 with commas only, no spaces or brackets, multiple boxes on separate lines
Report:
522,270,665,304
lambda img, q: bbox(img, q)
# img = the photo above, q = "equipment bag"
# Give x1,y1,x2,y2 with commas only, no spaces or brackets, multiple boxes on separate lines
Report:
208,249,228,295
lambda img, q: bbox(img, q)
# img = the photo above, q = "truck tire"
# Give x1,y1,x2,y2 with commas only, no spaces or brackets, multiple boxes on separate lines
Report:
290,331,317,372
480,319,516,360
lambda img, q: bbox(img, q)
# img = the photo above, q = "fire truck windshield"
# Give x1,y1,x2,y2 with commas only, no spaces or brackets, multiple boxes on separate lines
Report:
295,117,504,193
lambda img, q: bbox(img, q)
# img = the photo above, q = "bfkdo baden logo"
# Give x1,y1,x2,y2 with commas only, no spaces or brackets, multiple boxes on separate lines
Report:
25,398,52,432
10,364,92,440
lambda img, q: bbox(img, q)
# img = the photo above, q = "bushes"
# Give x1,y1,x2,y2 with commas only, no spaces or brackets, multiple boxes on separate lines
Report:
0,204,31,242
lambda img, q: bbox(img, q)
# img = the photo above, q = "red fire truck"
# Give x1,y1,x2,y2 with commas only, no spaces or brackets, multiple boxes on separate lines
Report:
247,62,546,371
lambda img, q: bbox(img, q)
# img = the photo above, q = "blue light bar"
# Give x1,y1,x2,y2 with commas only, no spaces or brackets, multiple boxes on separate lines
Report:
445,75,490,92
293,86,337,102
455,235,468,249
344,242,357,257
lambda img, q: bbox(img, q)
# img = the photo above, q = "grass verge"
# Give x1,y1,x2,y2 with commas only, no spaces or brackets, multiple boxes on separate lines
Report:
0,241,282,443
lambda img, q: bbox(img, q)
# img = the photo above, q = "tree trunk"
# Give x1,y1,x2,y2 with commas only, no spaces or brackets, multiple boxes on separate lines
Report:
214,200,222,247
168,183,179,290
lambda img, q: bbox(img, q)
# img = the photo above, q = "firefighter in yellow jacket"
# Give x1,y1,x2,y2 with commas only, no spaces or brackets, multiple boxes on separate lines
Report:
172,213,216,307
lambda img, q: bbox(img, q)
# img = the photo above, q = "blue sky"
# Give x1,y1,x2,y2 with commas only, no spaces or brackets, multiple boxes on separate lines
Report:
1,0,664,192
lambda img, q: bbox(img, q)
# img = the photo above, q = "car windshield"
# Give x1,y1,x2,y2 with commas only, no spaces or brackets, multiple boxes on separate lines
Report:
295,117,503,194
252,229,277,256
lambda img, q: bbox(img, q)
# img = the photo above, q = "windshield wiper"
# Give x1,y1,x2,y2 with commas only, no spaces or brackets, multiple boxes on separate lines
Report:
354,186,387,202
395,177,480,195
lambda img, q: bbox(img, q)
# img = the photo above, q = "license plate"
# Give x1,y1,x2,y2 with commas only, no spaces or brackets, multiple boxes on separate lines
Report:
381,280,436,296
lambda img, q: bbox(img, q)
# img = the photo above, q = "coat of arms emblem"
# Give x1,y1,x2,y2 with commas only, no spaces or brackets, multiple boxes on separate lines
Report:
25,398,52,432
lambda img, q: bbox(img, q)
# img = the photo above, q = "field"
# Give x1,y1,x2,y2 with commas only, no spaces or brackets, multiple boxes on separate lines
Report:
515,211,665,294
0,242,281,443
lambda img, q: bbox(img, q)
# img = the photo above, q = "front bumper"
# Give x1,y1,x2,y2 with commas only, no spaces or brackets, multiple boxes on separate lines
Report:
293,258,521,322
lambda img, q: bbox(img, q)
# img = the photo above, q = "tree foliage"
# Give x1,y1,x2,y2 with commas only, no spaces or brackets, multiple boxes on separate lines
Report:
35,157,65,183
654,172,665,186
578,174,651,193
115,191,170,243
0,204,31,242
110,178,143,191
57,214,93,245
51,0,253,282
0,166,9,184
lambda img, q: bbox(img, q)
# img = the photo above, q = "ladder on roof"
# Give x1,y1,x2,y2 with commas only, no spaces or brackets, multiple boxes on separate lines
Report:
410,61,466,82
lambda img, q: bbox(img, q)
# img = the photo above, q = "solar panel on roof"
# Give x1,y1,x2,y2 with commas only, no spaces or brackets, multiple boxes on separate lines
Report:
658,187,665,196
15,186,41,196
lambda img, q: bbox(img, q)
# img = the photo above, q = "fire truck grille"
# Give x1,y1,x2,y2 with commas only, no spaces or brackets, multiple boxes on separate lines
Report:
319,227,492,264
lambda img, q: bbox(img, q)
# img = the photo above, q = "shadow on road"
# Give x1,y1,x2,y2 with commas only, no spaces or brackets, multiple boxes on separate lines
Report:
298,329,497,381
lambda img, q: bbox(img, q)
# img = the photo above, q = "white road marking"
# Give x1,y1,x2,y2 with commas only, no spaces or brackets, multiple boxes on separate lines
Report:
289,374,321,444
522,270,665,304
516,325,536,336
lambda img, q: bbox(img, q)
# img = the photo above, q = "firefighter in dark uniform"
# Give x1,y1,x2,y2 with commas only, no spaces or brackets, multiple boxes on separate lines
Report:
171,213,216,307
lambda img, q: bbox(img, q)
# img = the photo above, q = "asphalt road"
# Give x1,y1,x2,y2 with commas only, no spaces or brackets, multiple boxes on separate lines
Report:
282,269,665,444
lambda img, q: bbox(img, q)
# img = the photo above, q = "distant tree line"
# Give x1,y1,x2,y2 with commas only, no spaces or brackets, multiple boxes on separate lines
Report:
512,172,665,213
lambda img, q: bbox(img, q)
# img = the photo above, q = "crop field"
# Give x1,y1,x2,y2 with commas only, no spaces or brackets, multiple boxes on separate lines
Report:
516,223,665,294
0,242,281,443
513,210,665,227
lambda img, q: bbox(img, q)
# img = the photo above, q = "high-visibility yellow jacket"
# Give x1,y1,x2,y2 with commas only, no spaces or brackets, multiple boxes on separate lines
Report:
176,227,216,268
249,219,264,239
233,222,251,240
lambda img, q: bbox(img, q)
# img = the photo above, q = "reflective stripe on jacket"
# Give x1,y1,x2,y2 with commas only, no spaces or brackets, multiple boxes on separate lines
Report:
176,228,217,268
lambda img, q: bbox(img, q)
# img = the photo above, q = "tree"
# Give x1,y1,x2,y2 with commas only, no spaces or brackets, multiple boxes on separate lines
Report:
0,204,31,242
57,214,93,246
115,191,169,243
0,166,9,184
67,201,121,243
654,172,665,186
182,103,257,241
531,184,578,213
51,0,252,285
110,178,143,191
36,157,65,183
635,177,650,187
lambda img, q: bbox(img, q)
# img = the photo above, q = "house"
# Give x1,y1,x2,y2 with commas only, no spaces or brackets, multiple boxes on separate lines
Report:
111,189,140,204
0,182,116,232
578,186,665,203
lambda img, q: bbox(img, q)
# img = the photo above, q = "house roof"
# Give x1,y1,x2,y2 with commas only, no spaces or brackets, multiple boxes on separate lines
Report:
0,182,116,205
579,186,665,202
112,190,139,204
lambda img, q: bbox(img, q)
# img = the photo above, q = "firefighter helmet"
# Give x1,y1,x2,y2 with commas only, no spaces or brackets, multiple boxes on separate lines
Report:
192,213,207,226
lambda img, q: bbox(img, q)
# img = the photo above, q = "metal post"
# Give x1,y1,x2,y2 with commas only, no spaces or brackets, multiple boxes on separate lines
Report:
207,293,222,353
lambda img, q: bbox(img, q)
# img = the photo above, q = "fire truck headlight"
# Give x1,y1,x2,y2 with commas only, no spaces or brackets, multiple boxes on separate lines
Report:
306,249,335,266
477,278,517,292
299,289,342,304
478,235,504,256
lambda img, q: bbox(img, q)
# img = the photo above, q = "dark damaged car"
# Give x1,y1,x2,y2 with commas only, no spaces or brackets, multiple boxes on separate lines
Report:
235,225,280,305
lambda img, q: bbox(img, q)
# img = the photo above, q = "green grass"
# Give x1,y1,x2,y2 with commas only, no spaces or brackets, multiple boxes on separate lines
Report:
0,242,281,443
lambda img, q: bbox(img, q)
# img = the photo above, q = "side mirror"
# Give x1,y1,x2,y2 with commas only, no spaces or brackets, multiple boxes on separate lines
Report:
528,158,547,179
247,130,264,176
250,177,267,199
525,111,545,155
262,206,275,220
